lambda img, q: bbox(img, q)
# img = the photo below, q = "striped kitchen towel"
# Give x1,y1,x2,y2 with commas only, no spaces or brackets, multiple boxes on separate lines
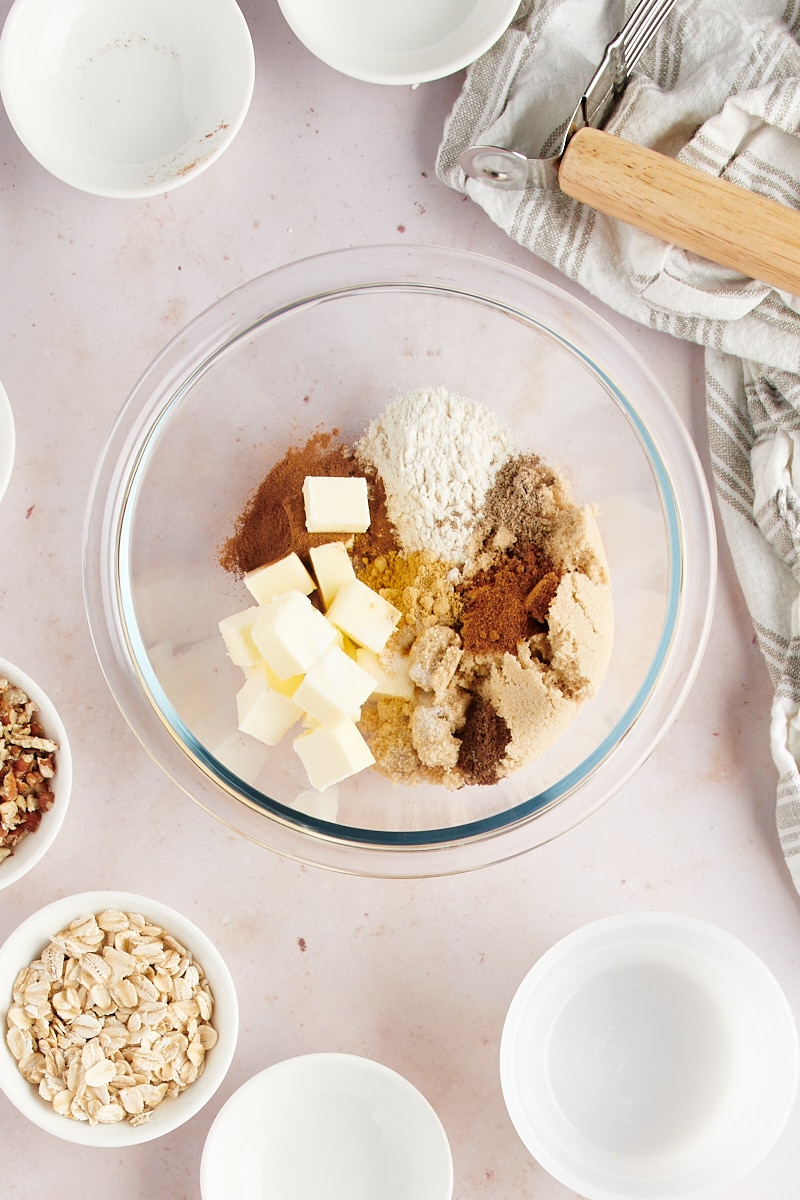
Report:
437,0,800,892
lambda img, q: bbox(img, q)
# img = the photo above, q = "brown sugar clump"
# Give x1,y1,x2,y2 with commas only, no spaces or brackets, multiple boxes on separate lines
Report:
526,571,560,622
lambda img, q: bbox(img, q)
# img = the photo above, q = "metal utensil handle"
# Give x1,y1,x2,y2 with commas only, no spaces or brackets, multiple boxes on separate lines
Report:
584,0,679,128
559,127,800,295
622,0,679,73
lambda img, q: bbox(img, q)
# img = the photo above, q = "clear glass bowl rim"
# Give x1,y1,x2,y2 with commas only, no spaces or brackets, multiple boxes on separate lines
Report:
82,244,717,877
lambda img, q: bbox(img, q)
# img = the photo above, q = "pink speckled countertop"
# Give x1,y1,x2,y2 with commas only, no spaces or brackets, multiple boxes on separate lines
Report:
1,2,798,1198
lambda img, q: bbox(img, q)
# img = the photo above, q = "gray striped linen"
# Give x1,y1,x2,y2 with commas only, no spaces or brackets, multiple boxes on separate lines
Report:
437,0,800,891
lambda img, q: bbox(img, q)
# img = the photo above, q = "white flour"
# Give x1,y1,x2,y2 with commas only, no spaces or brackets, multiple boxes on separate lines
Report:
355,386,518,564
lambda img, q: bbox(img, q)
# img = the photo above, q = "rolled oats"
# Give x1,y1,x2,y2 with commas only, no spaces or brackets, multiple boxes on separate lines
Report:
0,677,58,863
5,910,218,1126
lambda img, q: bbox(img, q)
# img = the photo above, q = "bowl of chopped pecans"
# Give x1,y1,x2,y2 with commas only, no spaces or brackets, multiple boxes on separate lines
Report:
0,659,71,891
0,890,238,1144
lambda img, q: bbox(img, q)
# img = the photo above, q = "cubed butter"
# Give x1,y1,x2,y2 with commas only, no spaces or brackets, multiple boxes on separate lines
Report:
293,720,375,791
245,552,315,604
302,476,370,534
356,646,415,700
236,668,303,745
251,590,338,679
325,578,401,654
218,606,262,668
244,660,303,698
265,662,303,698
294,644,376,725
308,540,357,609
341,634,360,660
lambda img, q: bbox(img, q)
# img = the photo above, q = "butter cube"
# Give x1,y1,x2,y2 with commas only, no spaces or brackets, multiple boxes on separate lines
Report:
245,552,315,604
294,644,376,725
356,646,415,700
244,660,303,698
341,634,360,660
325,578,401,654
302,476,370,534
251,590,338,679
309,541,357,609
293,720,375,791
236,668,303,745
219,606,262,668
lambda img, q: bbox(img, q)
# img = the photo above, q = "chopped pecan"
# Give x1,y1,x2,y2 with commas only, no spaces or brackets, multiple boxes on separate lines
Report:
0,677,58,860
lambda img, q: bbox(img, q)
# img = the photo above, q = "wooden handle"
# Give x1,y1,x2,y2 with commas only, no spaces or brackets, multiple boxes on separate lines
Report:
558,126,800,296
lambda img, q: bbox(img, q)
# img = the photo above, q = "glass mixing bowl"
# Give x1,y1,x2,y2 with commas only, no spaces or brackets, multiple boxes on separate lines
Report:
83,245,716,877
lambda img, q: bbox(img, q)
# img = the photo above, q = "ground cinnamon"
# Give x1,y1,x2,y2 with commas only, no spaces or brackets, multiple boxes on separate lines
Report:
458,543,557,656
219,430,359,576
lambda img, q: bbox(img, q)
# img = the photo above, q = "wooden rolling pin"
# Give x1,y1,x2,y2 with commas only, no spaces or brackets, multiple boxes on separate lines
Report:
557,126,800,296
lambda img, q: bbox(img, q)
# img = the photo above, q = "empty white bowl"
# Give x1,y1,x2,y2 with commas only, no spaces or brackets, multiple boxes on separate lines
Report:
0,382,14,504
0,0,255,197
201,1053,453,1200
0,890,238,1143
0,658,71,891
500,913,799,1200
275,0,520,85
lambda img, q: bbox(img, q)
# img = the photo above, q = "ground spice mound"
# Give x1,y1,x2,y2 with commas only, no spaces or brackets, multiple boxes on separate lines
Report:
458,543,554,656
356,549,461,635
219,430,359,575
469,453,573,553
351,470,402,562
457,697,512,786
219,388,614,791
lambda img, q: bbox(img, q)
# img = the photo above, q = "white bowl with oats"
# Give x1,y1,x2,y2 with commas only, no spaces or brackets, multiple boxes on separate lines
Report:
0,658,72,892
0,890,238,1144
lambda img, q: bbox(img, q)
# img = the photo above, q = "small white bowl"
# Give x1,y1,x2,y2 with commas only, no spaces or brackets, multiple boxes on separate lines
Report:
0,658,71,891
0,0,255,198
500,913,799,1200
0,382,14,504
275,0,520,85
0,890,238,1143
201,1053,453,1199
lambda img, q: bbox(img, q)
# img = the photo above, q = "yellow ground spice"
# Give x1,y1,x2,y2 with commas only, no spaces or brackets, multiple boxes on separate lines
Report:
355,549,462,634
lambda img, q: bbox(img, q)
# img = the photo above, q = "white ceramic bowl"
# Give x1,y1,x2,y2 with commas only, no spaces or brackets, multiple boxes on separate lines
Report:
0,382,14,504
201,1053,453,1200
500,913,799,1200
275,0,519,85
0,658,71,891
0,890,238,1144
0,0,255,198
